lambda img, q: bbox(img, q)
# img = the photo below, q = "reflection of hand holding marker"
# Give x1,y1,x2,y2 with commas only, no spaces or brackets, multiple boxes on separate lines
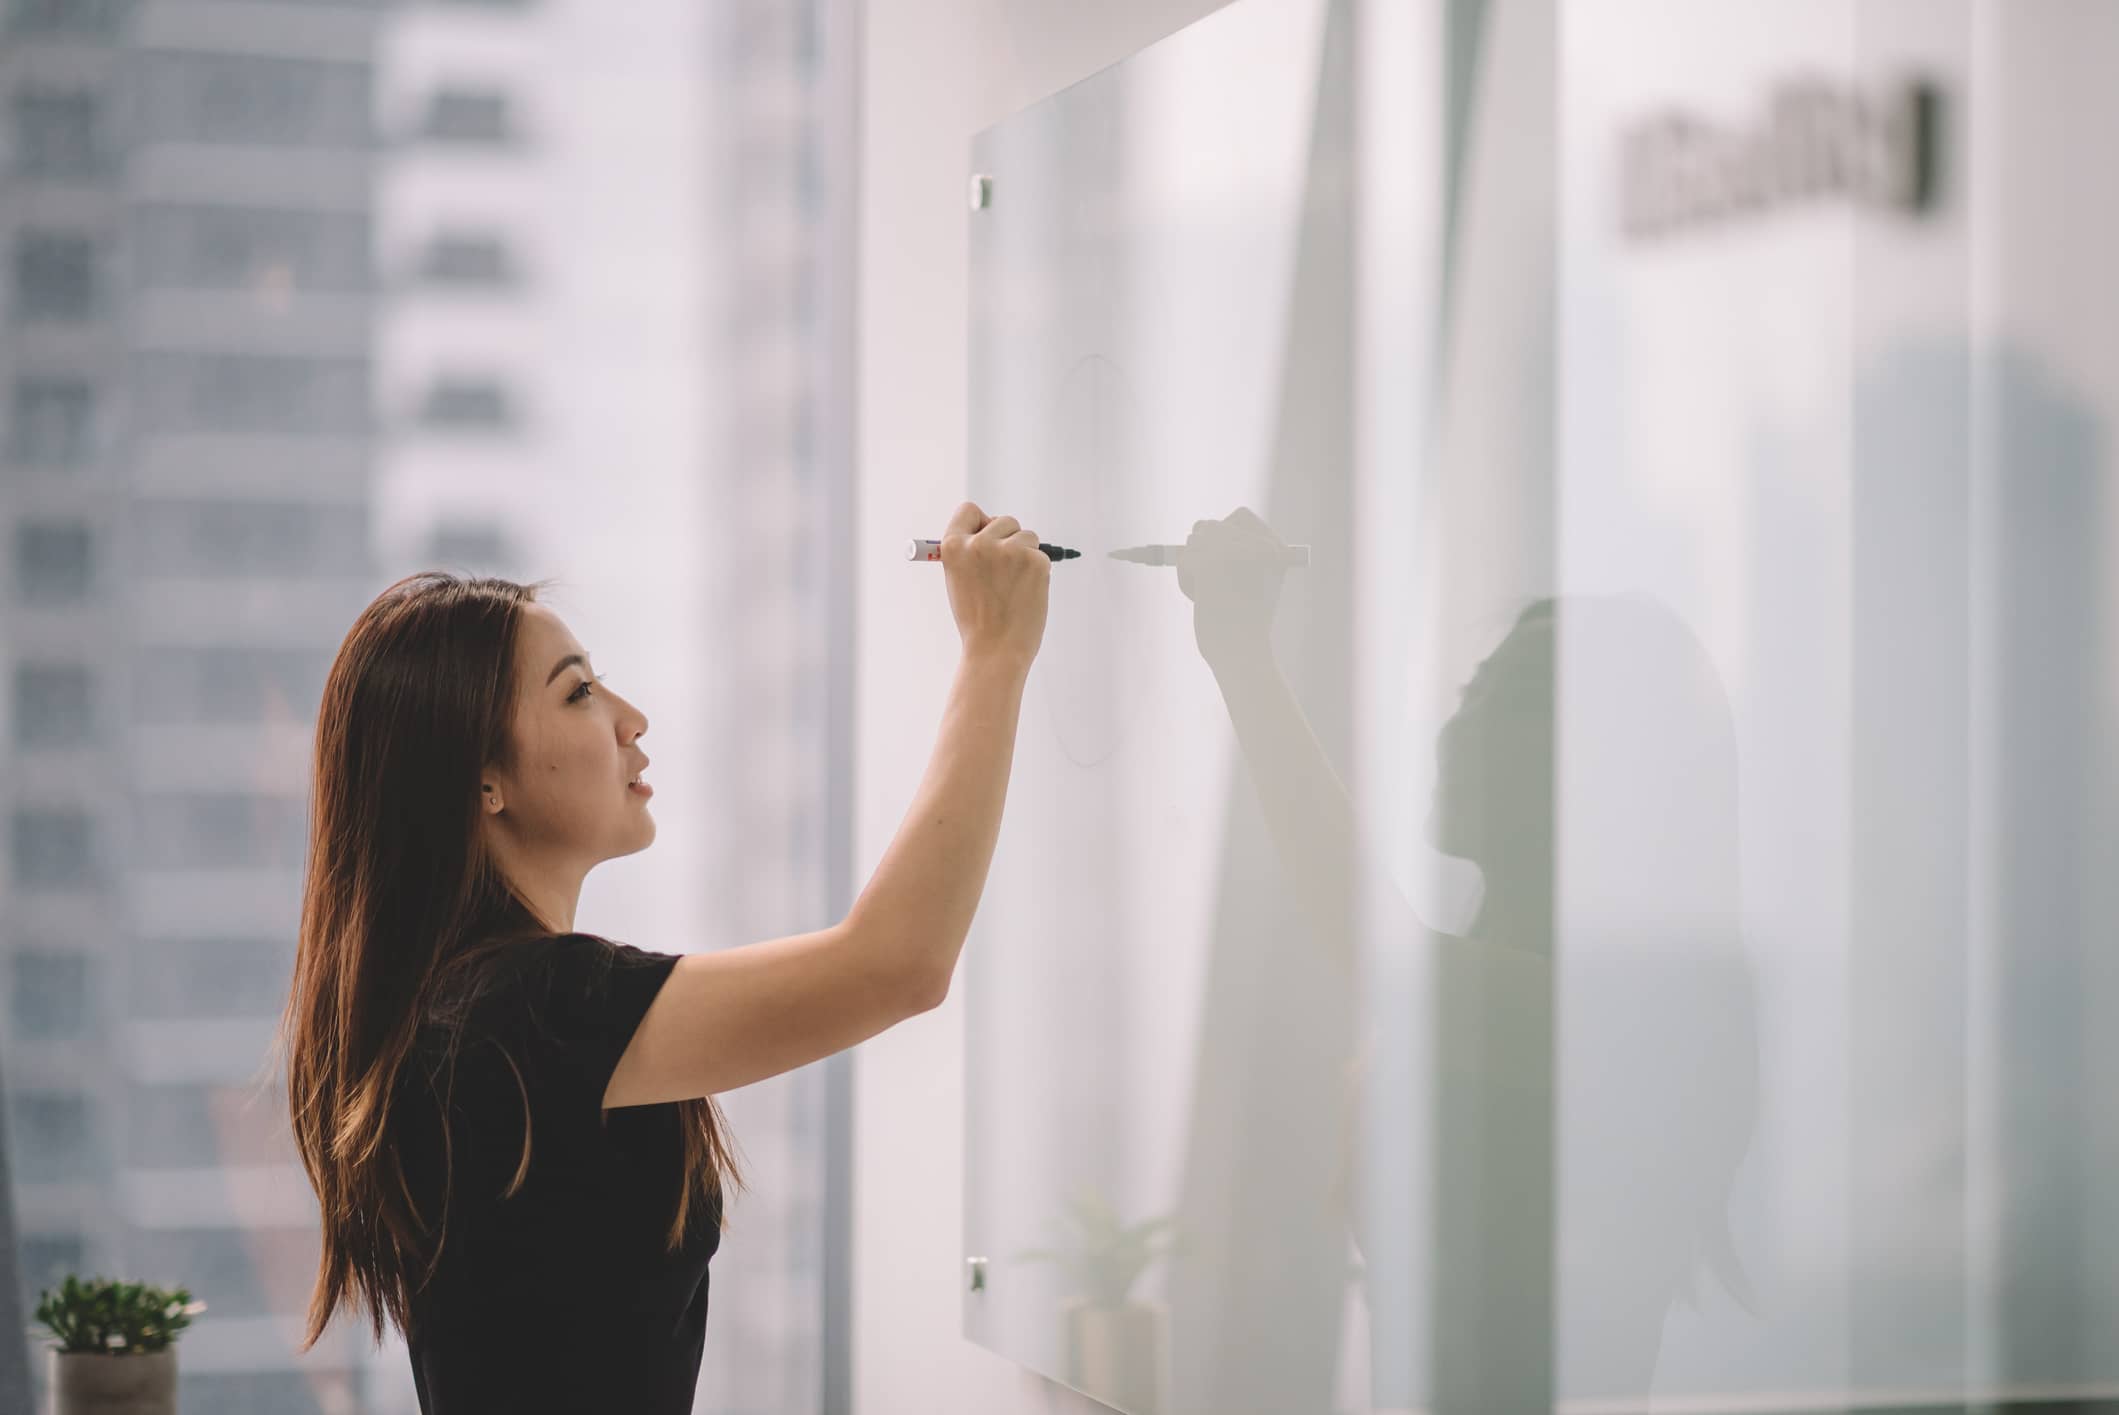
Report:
907,538,1081,563
1107,542,1311,568
906,539,1309,567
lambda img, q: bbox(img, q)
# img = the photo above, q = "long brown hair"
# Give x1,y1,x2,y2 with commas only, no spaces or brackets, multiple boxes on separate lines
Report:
274,570,744,1353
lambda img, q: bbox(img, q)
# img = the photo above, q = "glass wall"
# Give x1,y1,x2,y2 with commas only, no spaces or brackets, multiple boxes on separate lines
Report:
963,1,2119,1412
0,2,856,1412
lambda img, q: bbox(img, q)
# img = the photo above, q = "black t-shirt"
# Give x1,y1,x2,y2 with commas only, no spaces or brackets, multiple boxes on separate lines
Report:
392,932,720,1414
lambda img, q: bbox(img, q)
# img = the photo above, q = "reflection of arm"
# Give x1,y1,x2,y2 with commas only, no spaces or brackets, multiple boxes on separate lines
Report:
1205,637,1374,1266
1202,636,1427,982
1176,511,1427,974
1208,637,1522,1282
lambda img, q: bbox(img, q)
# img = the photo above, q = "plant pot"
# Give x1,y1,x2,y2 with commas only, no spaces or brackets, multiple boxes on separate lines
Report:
1060,1297,1168,1415
49,1349,177,1415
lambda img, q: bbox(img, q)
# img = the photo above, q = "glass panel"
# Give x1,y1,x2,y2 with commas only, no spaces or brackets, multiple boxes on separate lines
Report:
0,6,853,1411
966,5,1360,1412
967,1,2119,1412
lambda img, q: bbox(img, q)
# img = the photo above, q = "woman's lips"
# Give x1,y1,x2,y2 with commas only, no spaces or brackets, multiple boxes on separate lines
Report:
628,779,654,798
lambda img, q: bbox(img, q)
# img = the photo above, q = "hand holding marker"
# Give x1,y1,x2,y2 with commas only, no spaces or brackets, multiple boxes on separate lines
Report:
909,538,1078,563
908,538,1311,567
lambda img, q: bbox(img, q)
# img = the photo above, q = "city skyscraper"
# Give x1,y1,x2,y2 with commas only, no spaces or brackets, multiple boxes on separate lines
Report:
3,1,381,1411
5,2,851,1412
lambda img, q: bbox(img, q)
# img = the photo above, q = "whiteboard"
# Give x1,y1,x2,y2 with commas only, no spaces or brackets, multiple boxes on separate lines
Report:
962,1,2119,1412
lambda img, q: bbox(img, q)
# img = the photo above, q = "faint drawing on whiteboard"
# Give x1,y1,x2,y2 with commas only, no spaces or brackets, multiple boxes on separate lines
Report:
1038,353,1159,768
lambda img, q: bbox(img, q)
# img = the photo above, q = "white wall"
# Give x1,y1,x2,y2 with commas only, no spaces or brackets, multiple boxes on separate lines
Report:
852,3,1232,1412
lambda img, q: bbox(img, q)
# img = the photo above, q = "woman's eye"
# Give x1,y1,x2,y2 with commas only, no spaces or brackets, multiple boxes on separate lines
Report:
570,673,606,703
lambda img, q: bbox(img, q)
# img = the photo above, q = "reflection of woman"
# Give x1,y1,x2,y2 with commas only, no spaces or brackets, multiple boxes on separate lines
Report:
272,502,1053,1411
1180,509,1758,1409
1430,596,1758,1404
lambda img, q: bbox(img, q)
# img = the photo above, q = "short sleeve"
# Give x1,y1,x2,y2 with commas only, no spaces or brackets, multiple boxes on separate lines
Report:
485,933,682,1137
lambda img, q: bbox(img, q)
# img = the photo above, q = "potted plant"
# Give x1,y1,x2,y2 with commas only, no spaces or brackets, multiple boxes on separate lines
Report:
1016,1186,1185,1415
29,1274,206,1415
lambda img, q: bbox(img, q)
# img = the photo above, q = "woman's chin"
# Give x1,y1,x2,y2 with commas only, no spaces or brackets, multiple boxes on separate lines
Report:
611,812,656,857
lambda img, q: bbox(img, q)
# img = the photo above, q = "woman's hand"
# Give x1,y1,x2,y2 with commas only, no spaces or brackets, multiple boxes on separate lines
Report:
940,500,1052,669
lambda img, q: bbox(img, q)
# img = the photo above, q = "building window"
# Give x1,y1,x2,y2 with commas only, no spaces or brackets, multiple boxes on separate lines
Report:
15,520,94,604
12,90,102,177
8,379,96,467
135,205,371,294
132,646,327,724
127,1079,284,1170
7,0,129,36
417,375,518,431
11,1090,93,1182
424,518,516,571
13,231,97,322
15,662,94,747
11,806,97,888
131,937,291,1018
132,353,369,437
21,1234,85,1296
419,87,516,145
127,1076,281,1169
140,51,370,149
126,1085,225,1168
131,500,367,579
417,231,517,287
128,1230,272,1320
13,951,89,1040
133,792,308,870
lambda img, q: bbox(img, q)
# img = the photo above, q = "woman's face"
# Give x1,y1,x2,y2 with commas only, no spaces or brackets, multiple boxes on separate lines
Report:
481,601,655,865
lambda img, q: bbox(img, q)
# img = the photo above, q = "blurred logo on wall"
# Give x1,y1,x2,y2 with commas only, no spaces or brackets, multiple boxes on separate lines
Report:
1619,77,1945,240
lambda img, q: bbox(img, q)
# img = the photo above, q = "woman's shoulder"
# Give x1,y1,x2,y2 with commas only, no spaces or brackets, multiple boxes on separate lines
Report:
418,931,673,1049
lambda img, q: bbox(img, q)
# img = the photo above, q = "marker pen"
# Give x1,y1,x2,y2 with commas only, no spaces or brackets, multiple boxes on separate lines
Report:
908,538,1081,563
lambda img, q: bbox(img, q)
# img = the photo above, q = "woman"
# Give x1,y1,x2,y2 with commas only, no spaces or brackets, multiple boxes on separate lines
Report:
275,502,1050,1413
